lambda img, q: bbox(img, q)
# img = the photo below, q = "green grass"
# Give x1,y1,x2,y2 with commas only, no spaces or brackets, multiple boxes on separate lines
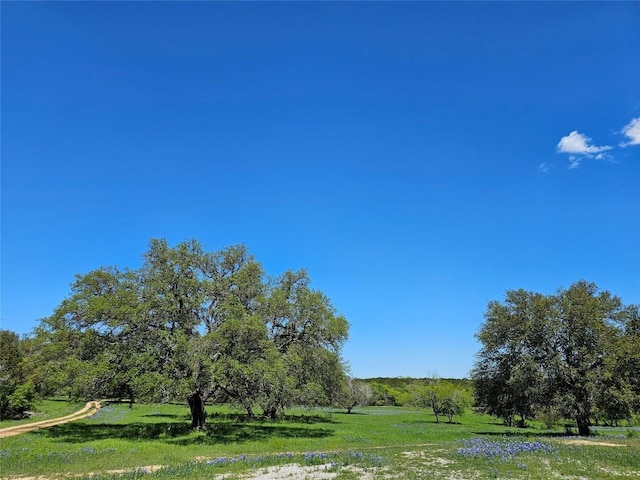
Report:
1,401,639,479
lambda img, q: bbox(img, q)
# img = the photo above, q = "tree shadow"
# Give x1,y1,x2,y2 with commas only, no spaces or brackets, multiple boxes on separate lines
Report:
40,415,335,445
142,413,185,419
207,412,339,425
401,419,463,425
173,423,333,446
332,411,368,416
41,422,193,443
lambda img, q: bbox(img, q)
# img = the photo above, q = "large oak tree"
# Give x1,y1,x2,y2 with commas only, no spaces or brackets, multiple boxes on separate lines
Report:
473,281,639,436
31,239,349,418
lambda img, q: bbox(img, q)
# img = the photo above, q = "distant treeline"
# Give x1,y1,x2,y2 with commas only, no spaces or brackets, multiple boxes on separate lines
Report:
357,377,474,407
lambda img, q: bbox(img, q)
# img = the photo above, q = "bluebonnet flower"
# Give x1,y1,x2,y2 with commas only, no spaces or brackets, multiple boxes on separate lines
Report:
304,452,328,463
206,457,234,466
457,437,555,461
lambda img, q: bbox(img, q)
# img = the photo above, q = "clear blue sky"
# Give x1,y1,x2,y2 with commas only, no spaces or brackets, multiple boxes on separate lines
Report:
2,2,639,379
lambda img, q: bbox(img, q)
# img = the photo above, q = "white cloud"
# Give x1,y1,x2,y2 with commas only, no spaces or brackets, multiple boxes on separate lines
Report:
568,156,581,169
557,131,612,155
620,117,640,147
538,162,550,173
554,117,638,170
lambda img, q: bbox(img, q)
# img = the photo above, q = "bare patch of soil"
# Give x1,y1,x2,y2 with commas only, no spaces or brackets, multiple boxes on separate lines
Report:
240,464,379,480
561,439,626,447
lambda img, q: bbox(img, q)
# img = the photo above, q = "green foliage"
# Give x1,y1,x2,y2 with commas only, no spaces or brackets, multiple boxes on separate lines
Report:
410,377,473,423
369,382,398,406
25,239,349,417
6,381,37,416
0,330,37,419
473,281,640,435
364,377,473,409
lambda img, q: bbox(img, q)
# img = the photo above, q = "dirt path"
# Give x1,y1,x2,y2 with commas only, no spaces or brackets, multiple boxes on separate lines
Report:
0,401,102,438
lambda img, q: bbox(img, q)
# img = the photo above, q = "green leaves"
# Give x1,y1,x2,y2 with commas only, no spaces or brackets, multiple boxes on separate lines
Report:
0,330,37,419
27,238,349,417
473,281,639,435
410,377,472,423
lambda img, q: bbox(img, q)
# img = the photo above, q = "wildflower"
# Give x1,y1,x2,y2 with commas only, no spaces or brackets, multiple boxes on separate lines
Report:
457,437,555,461
206,457,233,466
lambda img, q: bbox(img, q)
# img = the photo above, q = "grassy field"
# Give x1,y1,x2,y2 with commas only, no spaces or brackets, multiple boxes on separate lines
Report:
1,400,639,479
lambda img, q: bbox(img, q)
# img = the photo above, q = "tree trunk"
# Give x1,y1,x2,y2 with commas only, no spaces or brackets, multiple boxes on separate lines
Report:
187,391,206,429
576,415,590,436
264,405,277,420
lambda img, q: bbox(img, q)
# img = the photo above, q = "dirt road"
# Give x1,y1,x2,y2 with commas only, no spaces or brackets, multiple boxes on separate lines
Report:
0,401,101,438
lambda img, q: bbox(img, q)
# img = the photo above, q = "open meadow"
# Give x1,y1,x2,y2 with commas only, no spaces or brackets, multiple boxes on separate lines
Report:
1,400,639,479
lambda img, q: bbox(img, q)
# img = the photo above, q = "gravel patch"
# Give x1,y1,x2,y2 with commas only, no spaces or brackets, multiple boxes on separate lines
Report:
240,463,379,480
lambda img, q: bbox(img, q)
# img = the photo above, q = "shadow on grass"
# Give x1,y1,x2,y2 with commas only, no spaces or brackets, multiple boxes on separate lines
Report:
142,413,184,419
206,412,339,425
400,419,463,426
176,423,333,446
40,415,335,445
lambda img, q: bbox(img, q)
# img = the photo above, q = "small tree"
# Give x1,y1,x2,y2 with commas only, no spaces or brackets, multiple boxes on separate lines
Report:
441,385,472,423
411,377,469,423
424,380,445,423
341,378,373,413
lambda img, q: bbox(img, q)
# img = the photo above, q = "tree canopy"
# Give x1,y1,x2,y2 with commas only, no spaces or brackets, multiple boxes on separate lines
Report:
26,239,349,418
0,330,36,419
472,281,640,435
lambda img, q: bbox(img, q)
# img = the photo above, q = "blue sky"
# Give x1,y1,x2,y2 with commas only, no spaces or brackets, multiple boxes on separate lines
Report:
2,2,639,379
